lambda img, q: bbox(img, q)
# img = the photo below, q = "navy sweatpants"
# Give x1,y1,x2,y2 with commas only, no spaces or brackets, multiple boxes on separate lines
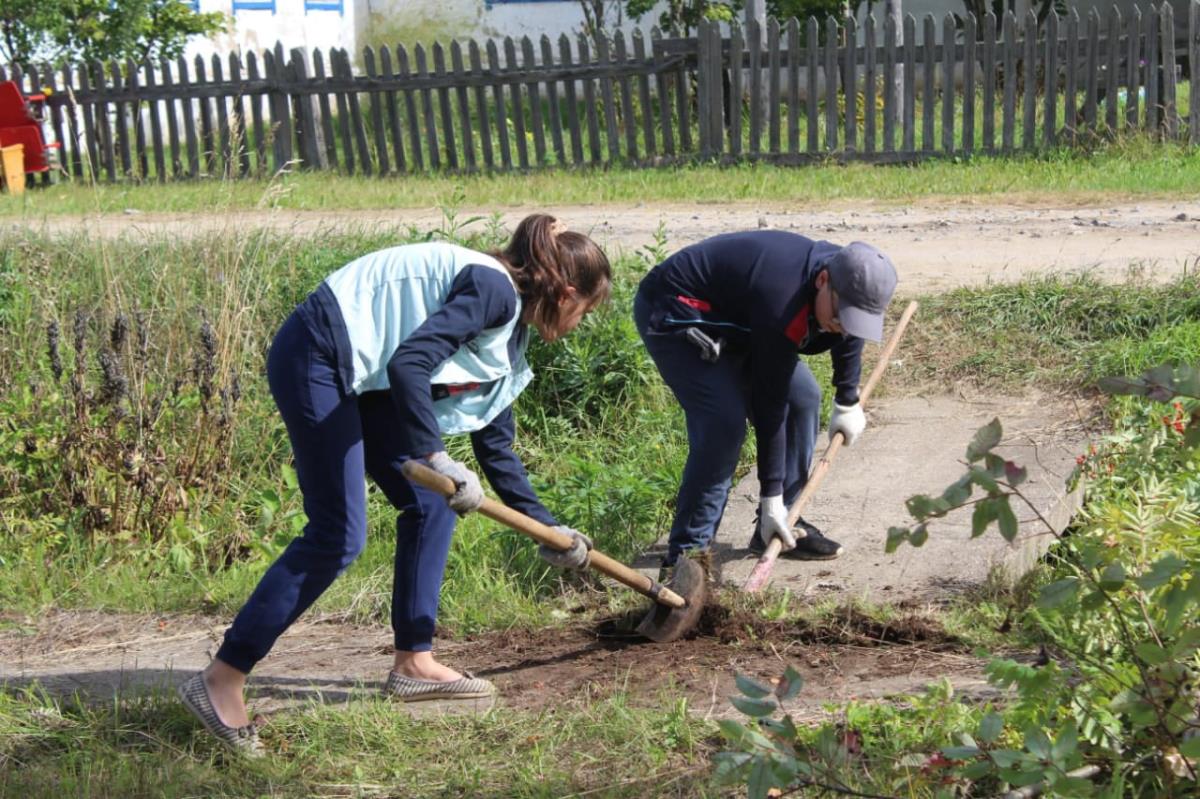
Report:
216,312,458,674
633,290,821,564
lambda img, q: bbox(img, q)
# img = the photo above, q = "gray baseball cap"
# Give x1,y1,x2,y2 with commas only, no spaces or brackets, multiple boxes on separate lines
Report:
826,242,898,342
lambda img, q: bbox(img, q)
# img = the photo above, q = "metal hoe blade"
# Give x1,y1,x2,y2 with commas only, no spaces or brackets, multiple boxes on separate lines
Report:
635,558,707,643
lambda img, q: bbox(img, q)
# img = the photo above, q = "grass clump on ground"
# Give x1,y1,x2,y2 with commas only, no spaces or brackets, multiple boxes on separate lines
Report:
894,270,1200,392
0,686,718,798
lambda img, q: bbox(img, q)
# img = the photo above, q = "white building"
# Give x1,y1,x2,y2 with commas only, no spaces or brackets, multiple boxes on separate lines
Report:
187,0,665,61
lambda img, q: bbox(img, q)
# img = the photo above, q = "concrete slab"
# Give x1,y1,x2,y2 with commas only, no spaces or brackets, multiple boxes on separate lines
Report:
635,392,1091,602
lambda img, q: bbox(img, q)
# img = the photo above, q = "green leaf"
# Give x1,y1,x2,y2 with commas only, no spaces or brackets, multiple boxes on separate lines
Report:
972,499,999,538
282,463,299,490
731,695,777,718
1097,375,1152,397
910,523,929,547
962,760,993,779
1098,562,1126,591
717,719,751,745
1050,722,1078,762
906,494,938,520
747,759,774,799
1134,642,1169,666
942,475,973,507
989,749,1025,768
1052,776,1096,795
1170,628,1200,658
776,665,804,701
978,712,1004,743
1134,554,1187,590
1024,726,1052,760
1038,578,1080,609
969,466,1001,494
735,673,773,699
1179,738,1200,759
943,745,982,759
967,418,1003,462
1002,768,1049,787
984,453,1008,478
996,500,1019,541
885,526,909,553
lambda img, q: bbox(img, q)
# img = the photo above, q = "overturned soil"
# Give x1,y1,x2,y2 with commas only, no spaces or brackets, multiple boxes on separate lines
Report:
0,603,993,722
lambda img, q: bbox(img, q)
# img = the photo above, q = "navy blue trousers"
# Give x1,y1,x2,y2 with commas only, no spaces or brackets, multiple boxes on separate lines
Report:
217,312,457,674
634,291,821,565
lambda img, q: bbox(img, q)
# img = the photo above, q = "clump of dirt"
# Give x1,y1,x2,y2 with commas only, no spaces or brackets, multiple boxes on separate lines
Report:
591,600,959,650
793,607,959,648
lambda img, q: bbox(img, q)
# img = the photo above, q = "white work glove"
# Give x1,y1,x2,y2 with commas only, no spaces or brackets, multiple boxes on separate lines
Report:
538,525,593,570
829,402,866,446
758,495,797,551
427,451,484,515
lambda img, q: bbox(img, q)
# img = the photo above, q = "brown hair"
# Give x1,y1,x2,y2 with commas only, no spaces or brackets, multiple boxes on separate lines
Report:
494,214,611,331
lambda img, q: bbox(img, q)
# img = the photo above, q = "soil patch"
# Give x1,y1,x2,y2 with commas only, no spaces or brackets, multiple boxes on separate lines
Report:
0,606,989,722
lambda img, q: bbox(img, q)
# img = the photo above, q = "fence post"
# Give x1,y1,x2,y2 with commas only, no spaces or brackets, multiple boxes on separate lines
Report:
1160,2,1177,139
696,21,710,156
1191,0,1199,145
290,48,325,170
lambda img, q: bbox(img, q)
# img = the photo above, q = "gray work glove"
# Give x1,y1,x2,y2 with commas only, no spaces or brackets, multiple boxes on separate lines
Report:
538,525,593,570
427,451,484,516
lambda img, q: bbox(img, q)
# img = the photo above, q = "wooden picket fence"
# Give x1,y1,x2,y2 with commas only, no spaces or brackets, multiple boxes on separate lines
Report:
6,0,1199,182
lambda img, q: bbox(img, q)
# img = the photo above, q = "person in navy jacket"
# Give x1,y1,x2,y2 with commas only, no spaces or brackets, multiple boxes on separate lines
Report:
179,215,611,754
634,231,897,573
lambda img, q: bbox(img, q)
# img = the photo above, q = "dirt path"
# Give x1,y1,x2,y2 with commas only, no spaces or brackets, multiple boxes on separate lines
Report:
0,606,994,722
7,197,1200,294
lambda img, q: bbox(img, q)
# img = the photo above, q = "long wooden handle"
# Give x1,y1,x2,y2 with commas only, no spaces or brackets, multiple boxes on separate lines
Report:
401,460,687,609
744,300,919,593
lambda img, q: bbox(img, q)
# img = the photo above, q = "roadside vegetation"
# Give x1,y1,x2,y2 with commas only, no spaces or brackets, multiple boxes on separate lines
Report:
3,136,1200,216
0,207,1197,795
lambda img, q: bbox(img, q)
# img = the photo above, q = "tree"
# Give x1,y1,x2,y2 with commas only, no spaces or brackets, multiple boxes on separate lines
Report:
624,0,741,37
0,0,225,67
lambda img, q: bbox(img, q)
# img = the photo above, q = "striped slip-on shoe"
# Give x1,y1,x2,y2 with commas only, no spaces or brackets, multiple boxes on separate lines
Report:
178,672,264,757
384,670,496,702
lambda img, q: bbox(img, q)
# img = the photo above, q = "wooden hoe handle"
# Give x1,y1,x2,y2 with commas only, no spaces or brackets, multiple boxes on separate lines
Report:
743,300,920,593
402,461,686,609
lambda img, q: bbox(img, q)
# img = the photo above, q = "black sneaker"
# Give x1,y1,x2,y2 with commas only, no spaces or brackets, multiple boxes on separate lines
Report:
748,517,844,560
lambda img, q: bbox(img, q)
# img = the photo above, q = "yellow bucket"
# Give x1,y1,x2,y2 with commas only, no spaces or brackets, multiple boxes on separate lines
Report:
1,144,26,195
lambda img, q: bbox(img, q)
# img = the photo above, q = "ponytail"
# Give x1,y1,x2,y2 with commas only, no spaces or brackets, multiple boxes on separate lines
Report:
496,214,611,330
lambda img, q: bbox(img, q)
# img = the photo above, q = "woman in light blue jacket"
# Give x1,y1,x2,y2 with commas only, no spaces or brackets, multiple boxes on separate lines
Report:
180,215,611,754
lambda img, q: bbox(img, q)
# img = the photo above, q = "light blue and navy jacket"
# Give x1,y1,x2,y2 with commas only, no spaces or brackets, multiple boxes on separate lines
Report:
638,231,865,497
296,241,556,525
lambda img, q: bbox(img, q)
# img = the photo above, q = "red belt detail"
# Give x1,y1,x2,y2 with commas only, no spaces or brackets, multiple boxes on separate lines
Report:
785,305,810,345
676,295,712,312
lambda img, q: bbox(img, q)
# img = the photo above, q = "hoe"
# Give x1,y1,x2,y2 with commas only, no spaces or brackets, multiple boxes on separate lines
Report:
402,461,707,643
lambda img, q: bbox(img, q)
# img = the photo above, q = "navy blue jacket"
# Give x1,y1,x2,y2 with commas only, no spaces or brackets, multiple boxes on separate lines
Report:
299,265,557,526
640,231,864,496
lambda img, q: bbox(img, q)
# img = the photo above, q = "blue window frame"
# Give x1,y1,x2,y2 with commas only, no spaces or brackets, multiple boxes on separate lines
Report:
232,0,276,14
305,0,344,14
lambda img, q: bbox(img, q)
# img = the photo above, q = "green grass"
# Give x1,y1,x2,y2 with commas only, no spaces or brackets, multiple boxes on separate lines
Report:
0,685,719,798
894,271,1200,391
3,228,1198,627
5,135,1200,216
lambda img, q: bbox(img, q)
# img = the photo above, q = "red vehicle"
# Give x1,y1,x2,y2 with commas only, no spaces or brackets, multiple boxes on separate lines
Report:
0,80,61,175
